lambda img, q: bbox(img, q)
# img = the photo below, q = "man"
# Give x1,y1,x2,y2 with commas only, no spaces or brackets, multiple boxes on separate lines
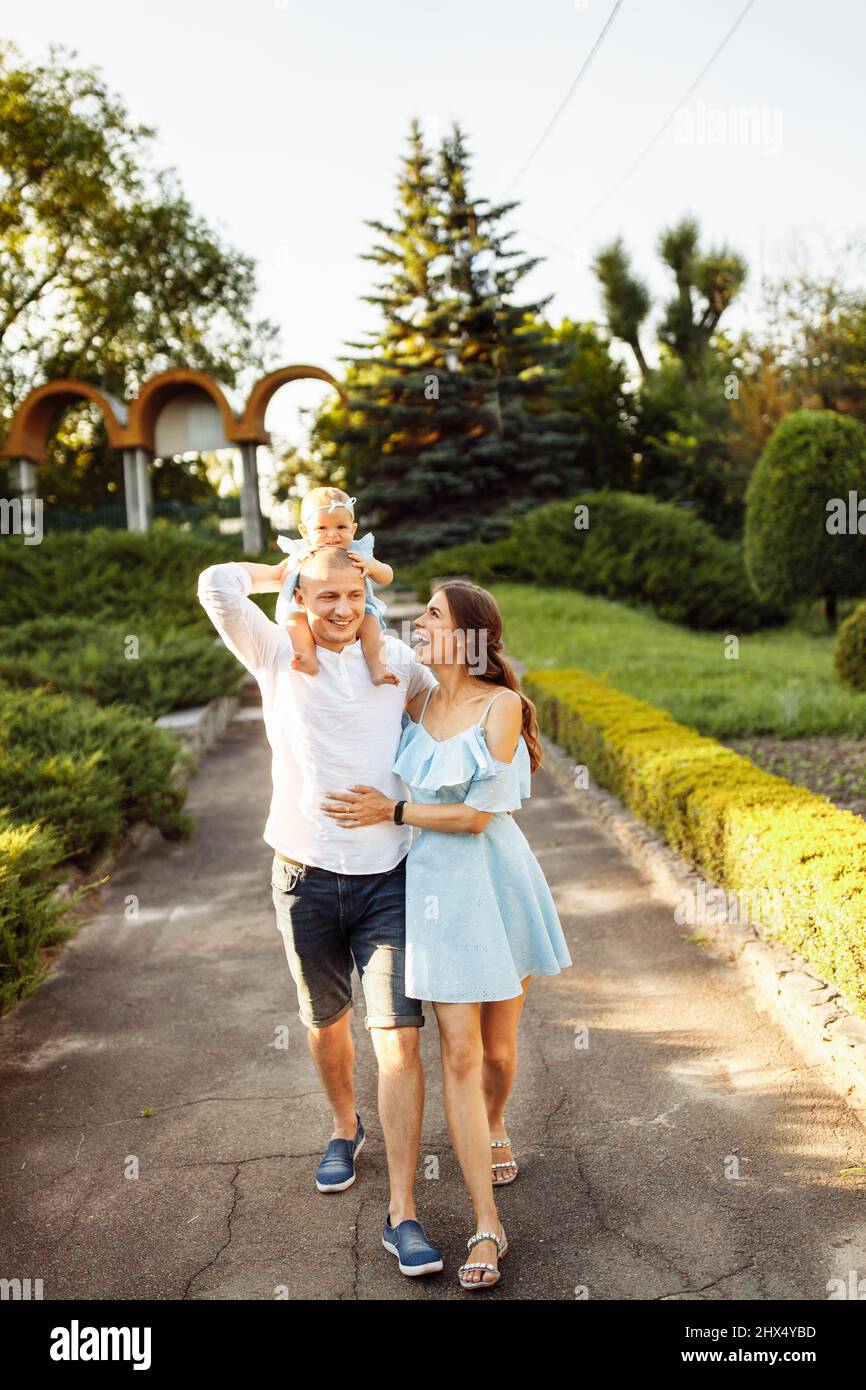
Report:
197,544,443,1277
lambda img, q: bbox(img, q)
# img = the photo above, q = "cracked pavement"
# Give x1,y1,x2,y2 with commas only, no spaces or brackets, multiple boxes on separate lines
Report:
2,714,866,1301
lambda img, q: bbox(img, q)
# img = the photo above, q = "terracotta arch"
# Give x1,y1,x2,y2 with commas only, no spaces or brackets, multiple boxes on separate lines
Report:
0,379,127,462
120,368,240,452
235,364,347,444
1,363,348,462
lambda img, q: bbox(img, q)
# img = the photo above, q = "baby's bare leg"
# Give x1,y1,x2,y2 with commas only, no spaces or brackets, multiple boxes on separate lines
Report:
283,611,320,674
360,613,398,686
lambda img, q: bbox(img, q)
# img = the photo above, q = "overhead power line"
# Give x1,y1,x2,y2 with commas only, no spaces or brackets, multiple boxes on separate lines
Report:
558,0,760,245
501,0,626,197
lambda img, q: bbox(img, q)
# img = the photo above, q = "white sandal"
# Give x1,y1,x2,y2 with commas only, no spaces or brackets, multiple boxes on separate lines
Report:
458,1225,508,1290
491,1135,518,1185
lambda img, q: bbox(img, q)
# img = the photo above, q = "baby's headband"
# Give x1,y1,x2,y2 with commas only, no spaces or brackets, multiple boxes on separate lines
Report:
302,495,357,520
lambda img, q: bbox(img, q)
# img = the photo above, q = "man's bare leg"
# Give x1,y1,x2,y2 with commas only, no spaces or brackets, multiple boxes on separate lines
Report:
306,1009,358,1139
368,1025,424,1223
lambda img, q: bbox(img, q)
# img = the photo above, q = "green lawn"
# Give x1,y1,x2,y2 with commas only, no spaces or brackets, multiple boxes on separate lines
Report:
492,583,866,739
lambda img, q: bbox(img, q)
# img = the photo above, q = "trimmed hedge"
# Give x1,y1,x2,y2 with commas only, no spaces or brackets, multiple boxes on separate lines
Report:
0,527,273,1012
0,683,193,1010
0,684,192,867
408,492,786,632
524,667,866,1015
0,814,73,1012
0,616,245,717
0,527,273,634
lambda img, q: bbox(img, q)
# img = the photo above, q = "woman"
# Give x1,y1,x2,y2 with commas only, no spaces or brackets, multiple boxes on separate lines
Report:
322,580,572,1290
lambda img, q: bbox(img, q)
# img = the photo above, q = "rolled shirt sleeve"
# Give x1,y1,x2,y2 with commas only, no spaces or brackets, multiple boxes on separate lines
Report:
405,656,437,704
197,562,284,678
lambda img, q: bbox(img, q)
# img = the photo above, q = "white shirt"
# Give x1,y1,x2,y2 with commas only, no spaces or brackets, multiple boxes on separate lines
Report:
197,562,437,873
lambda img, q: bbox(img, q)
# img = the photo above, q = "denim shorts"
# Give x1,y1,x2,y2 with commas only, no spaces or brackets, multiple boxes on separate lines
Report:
270,853,424,1031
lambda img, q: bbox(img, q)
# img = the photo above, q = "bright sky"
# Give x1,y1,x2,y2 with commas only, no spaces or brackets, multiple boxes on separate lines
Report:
6,0,865,453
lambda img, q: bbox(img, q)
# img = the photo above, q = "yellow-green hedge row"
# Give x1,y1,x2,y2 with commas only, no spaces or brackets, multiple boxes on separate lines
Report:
524,668,866,1015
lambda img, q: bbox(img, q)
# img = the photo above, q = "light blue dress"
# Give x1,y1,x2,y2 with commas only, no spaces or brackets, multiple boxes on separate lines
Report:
275,532,388,630
392,687,573,1003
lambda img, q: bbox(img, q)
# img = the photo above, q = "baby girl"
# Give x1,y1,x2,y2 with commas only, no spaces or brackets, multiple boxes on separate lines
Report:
275,487,398,684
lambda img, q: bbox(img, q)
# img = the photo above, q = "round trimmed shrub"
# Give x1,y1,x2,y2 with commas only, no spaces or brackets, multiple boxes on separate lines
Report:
745,409,866,624
834,600,866,690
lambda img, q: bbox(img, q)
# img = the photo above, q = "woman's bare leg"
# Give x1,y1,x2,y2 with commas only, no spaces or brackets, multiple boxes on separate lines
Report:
481,977,531,1182
434,1001,502,1285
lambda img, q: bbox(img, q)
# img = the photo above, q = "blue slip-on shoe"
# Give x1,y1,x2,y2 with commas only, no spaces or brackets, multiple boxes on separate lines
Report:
382,1213,444,1276
315,1112,365,1193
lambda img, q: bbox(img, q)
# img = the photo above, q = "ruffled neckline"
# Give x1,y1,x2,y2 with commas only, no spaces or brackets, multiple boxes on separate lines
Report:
413,716,487,748
393,713,530,795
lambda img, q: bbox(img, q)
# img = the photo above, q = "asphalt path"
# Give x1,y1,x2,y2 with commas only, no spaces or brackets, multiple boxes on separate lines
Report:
3,712,866,1301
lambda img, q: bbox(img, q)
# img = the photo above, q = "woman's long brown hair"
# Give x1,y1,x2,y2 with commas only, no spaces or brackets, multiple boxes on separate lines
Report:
437,579,544,773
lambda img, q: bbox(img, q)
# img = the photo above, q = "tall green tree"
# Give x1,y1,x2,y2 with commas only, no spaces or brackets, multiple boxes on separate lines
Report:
537,317,635,491
313,120,584,555
593,218,748,533
635,348,746,536
592,239,651,377
655,218,747,383
312,118,448,532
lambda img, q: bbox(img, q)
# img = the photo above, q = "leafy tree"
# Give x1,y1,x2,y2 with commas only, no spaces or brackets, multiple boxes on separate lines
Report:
593,216,747,383
0,42,278,505
593,239,651,377
720,255,866,520
655,218,747,383
722,338,799,483
593,218,748,531
759,260,866,425
634,347,751,536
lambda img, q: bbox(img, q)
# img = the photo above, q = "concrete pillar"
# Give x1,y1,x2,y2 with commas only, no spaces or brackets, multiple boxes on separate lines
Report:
9,459,38,502
123,449,141,531
135,448,152,533
239,441,264,553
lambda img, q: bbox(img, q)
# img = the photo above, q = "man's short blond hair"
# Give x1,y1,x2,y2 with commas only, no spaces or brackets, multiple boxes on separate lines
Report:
297,544,359,591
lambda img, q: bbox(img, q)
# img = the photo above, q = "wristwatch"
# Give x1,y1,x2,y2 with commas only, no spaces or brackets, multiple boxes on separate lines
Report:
393,800,406,825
